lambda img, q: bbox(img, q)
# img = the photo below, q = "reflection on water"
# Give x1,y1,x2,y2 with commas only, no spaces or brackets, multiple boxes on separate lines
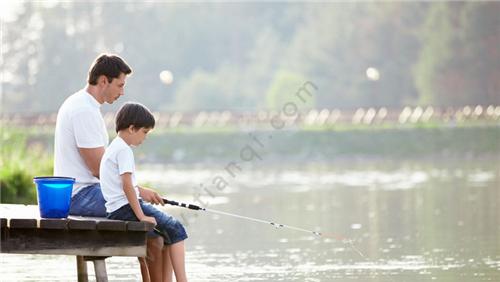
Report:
2,161,499,281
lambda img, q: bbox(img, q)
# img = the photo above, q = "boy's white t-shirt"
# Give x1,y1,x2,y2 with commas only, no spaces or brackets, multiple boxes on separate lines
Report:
54,89,109,196
100,136,140,213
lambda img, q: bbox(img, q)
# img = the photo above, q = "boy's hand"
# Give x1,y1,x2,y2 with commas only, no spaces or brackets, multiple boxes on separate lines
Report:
139,187,164,205
139,215,157,226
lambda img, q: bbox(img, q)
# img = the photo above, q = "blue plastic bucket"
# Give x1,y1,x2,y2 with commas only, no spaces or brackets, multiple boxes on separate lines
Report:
33,176,75,218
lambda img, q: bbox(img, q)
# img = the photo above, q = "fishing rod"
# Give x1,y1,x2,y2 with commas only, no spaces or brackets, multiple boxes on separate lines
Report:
163,198,321,237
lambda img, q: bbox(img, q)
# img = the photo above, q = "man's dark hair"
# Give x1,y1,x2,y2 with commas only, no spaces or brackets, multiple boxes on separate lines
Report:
115,102,155,133
88,54,132,85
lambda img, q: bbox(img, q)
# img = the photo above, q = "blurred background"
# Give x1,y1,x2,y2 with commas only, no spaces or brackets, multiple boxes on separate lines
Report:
1,1,499,282
1,1,499,112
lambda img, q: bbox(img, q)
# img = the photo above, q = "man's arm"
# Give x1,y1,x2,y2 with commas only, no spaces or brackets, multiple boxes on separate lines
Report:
78,147,105,178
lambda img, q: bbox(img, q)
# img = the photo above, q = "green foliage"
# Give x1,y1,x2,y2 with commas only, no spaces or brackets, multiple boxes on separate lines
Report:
0,128,53,204
0,166,37,204
415,3,457,105
414,2,500,106
265,70,315,110
174,66,246,111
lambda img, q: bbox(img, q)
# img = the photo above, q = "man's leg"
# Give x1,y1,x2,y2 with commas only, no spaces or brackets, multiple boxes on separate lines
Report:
69,184,107,217
138,257,150,282
146,236,164,281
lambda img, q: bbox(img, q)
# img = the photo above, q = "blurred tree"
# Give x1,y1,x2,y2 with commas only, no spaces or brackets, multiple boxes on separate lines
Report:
415,2,500,106
1,2,498,113
459,2,500,105
265,70,314,110
415,3,458,106
33,2,99,113
1,2,40,112
284,2,427,108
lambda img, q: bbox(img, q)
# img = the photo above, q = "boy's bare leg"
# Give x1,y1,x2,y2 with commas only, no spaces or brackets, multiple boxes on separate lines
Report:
146,237,164,281
162,246,173,282
138,257,150,282
169,241,187,282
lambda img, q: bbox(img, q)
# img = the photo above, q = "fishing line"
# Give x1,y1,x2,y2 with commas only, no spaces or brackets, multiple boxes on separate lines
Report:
162,198,365,258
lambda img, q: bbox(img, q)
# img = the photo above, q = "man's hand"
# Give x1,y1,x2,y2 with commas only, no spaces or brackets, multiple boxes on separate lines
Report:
138,187,164,205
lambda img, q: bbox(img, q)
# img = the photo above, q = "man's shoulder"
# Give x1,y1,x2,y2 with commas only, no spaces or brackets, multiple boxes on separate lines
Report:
58,92,102,124
60,90,97,114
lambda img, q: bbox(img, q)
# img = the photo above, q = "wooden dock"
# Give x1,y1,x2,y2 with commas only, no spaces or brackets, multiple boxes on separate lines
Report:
0,204,154,282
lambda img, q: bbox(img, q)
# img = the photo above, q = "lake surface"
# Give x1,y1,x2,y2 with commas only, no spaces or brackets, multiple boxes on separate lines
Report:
1,161,499,281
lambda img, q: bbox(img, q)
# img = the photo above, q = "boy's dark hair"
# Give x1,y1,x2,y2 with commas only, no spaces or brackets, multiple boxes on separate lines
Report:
88,54,132,85
115,102,155,133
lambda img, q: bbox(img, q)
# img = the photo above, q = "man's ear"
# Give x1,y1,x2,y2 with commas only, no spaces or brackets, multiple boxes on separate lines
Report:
128,125,136,133
98,75,108,86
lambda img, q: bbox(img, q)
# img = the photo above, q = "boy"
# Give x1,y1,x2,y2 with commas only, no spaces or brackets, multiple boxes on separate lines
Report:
100,102,188,282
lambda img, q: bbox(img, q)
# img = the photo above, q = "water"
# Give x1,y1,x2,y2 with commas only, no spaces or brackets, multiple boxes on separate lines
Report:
1,161,499,281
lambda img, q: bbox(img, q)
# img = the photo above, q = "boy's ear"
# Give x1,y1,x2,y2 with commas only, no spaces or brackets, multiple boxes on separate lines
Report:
128,125,136,132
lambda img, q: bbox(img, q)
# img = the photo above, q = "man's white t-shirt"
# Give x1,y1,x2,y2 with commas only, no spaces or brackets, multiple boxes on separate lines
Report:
100,136,139,213
54,89,109,196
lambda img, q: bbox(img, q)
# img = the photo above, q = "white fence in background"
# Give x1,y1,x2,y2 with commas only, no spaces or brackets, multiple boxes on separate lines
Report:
2,105,500,129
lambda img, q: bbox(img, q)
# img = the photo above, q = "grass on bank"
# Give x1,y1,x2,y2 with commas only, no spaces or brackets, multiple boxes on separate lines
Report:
0,127,53,204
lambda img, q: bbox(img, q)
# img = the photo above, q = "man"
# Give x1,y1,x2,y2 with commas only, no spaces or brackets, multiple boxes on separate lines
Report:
54,54,170,281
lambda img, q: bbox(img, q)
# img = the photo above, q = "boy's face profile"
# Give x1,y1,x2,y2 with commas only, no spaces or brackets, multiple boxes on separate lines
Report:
128,126,151,146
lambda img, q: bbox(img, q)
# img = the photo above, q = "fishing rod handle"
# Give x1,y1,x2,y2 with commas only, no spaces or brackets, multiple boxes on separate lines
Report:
162,198,204,210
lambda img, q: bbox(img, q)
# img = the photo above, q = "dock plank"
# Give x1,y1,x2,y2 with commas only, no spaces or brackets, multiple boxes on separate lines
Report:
96,220,126,231
68,219,97,230
10,219,37,229
40,218,68,229
127,221,154,231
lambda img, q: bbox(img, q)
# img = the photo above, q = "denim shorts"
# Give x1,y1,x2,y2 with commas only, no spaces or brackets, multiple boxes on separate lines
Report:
107,200,188,245
69,183,107,217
